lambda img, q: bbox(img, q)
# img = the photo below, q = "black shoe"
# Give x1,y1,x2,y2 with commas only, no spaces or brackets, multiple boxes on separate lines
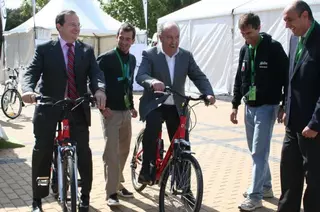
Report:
118,188,134,198
78,194,89,212
107,193,120,206
138,172,152,185
31,199,43,212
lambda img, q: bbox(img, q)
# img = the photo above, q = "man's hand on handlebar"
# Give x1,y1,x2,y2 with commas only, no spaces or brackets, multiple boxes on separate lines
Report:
22,92,37,104
206,95,216,106
151,80,165,91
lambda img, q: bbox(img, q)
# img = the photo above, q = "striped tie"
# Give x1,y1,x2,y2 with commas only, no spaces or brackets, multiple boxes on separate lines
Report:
66,43,78,99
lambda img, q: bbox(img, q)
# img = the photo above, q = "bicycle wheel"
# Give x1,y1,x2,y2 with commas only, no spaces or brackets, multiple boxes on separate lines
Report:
1,89,22,119
159,153,203,212
67,156,77,212
131,129,147,192
62,156,68,212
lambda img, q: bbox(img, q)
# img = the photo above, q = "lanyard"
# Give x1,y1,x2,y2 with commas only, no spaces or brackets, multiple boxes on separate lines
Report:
249,36,262,85
114,48,130,81
295,21,315,63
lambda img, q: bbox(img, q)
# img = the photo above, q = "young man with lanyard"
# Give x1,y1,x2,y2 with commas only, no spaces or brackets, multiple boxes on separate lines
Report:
278,1,320,211
230,13,288,211
97,23,137,206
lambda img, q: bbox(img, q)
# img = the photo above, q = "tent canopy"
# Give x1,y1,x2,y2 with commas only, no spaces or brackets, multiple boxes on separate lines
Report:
158,0,251,24
234,0,320,14
8,0,124,36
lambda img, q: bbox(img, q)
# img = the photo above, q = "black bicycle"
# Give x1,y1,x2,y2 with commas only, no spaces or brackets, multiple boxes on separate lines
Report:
35,94,95,212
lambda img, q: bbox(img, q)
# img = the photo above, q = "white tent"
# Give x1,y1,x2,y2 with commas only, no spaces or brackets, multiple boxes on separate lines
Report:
9,0,121,36
158,0,320,95
4,0,147,70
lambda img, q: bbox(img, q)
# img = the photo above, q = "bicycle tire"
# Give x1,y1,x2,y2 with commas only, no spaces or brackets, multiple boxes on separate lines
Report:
131,129,147,192
62,156,68,212
67,156,77,212
159,153,203,212
1,89,22,119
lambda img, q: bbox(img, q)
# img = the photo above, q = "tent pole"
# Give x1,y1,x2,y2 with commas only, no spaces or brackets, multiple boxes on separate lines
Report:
32,0,36,48
230,8,235,95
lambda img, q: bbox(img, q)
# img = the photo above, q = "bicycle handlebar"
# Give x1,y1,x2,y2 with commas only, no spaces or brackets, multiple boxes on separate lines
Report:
35,93,96,108
156,86,210,105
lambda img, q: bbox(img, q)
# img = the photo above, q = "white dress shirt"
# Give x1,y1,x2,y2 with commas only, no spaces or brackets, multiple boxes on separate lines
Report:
161,48,179,105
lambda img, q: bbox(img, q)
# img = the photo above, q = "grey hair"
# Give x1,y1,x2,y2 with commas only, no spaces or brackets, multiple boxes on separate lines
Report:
157,21,180,36
293,0,314,21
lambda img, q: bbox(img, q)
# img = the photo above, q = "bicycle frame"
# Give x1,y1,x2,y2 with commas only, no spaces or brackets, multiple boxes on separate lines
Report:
55,118,78,203
135,89,196,184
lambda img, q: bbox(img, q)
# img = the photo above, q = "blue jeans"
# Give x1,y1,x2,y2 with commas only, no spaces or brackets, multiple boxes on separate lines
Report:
245,104,278,201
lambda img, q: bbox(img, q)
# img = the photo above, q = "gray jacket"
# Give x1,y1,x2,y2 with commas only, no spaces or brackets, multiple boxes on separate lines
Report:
136,46,214,121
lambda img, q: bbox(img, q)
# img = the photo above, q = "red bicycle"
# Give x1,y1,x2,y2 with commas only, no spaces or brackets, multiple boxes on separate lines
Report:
35,94,95,212
131,87,209,212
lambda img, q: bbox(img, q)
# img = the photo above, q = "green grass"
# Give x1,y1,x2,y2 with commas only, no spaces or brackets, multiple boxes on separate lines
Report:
0,138,25,149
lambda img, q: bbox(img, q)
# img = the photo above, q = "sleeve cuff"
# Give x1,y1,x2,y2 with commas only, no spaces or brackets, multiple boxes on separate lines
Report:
308,122,320,133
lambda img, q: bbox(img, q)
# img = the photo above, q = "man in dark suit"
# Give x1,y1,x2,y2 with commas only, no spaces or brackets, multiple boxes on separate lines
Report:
278,1,320,211
136,22,215,187
21,10,106,212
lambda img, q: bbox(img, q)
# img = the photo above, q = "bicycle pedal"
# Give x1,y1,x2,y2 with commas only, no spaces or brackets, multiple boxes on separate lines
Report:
36,177,50,186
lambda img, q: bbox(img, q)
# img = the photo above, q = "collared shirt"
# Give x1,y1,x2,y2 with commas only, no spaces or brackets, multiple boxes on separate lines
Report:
59,36,76,97
160,46,179,105
59,36,75,69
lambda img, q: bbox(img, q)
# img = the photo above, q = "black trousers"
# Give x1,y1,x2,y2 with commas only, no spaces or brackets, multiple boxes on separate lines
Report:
32,105,92,199
277,126,320,212
141,105,189,176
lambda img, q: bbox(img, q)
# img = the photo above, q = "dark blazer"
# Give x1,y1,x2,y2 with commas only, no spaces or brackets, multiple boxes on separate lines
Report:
285,22,320,133
136,46,214,121
21,39,105,126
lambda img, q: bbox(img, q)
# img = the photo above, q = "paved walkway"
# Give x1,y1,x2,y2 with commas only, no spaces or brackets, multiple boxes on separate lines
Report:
0,94,304,211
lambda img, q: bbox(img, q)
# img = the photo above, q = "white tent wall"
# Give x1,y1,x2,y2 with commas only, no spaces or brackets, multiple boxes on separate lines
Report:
186,17,234,94
99,36,117,54
4,30,35,69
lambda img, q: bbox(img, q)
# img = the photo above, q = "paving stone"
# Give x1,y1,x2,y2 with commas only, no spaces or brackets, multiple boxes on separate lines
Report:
0,97,304,211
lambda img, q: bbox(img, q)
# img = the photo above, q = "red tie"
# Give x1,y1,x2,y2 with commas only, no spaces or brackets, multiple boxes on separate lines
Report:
66,43,78,99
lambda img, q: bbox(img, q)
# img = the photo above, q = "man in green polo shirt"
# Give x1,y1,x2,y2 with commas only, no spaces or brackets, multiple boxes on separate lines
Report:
231,13,288,211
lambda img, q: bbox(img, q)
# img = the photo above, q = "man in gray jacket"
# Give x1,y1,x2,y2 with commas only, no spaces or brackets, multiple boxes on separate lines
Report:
136,21,215,188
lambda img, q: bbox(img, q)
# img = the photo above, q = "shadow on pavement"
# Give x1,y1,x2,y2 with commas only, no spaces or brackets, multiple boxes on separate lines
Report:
0,147,59,210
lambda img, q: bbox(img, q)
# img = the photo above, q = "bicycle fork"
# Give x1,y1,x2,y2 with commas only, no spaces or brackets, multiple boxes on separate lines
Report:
169,139,192,195
57,145,78,202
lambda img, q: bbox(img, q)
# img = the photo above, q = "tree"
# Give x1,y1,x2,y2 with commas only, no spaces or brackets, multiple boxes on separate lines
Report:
100,0,200,37
5,0,50,31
